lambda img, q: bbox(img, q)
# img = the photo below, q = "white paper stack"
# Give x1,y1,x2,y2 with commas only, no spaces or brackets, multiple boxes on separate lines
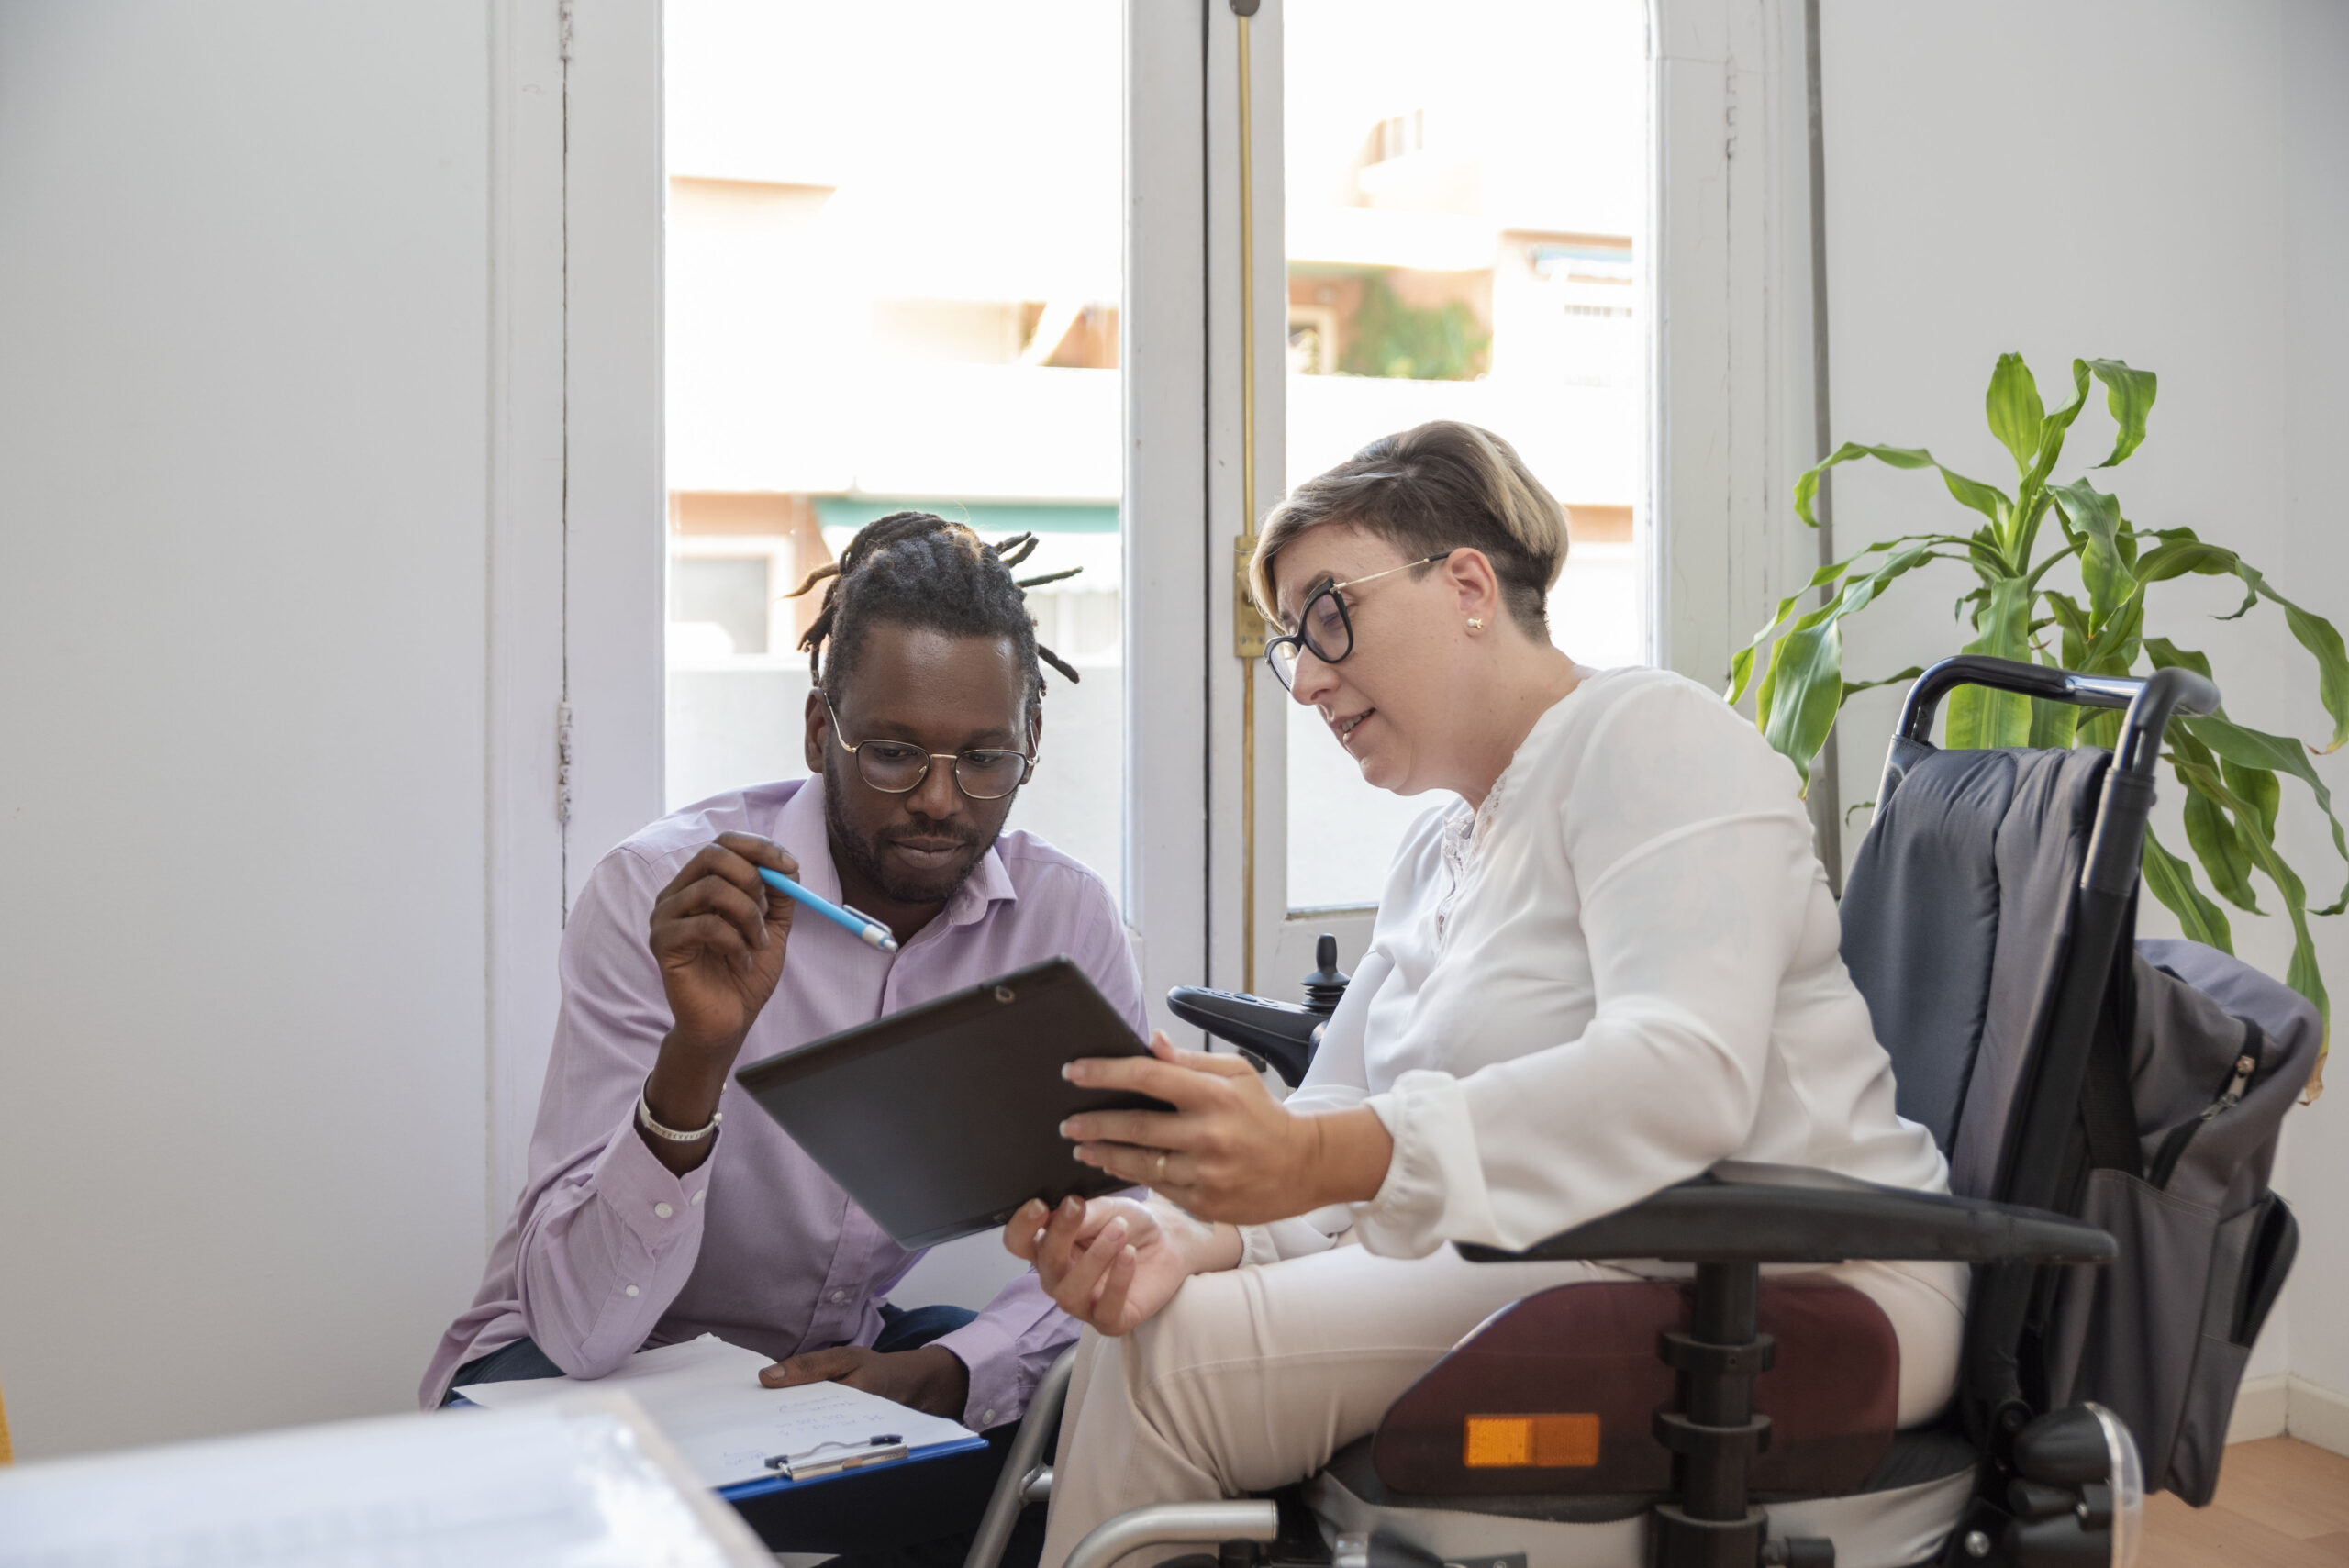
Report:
455,1334,978,1490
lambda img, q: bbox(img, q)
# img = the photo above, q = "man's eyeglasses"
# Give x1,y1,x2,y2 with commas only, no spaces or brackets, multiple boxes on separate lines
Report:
822,697,1035,800
1263,551,1453,692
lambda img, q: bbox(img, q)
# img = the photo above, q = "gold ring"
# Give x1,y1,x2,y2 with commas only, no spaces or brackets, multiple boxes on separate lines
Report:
1155,1151,1168,1183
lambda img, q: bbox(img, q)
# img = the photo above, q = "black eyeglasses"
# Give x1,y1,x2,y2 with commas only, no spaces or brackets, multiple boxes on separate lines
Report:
822,697,1035,800
1263,551,1453,691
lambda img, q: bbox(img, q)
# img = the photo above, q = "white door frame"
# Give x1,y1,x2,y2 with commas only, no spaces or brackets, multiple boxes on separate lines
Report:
1121,0,1213,1036
484,0,569,1219
1119,0,1301,1023
484,0,667,1217
1652,0,1818,702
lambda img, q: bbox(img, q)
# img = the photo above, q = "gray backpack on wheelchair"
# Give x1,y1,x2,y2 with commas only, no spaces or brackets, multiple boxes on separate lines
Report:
974,656,2307,1568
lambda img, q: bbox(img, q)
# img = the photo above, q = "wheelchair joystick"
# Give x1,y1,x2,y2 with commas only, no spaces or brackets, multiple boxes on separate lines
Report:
1300,934,1350,1016
1163,937,1348,1089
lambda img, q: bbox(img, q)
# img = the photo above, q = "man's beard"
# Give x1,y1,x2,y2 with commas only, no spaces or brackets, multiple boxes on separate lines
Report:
821,755,1005,906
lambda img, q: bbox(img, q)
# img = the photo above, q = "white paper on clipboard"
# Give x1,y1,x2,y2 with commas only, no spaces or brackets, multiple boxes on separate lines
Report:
455,1334,976,1490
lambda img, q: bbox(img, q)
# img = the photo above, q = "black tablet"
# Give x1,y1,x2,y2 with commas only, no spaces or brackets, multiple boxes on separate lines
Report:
733,956,1164,1248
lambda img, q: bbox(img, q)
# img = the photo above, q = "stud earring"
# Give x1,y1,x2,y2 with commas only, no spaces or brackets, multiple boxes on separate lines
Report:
1466,617,1486,631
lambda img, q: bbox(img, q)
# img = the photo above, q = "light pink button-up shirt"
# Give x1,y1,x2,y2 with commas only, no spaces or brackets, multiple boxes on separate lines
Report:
421,775,1142,1427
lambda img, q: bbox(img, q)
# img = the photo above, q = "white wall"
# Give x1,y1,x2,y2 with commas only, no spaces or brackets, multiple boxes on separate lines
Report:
1816,0,2349,1404
0,4,502,1457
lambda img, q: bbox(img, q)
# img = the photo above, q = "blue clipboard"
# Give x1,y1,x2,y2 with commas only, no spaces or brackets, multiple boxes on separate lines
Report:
717,1432,991,1501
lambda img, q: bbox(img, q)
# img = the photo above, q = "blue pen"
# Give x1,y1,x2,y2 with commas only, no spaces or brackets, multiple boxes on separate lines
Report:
758,866,901,952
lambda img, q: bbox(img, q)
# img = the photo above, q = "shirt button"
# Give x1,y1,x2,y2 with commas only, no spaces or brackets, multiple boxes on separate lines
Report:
829,1290,849,1305
982,1408,997,1426
690,1190,705,1206
625,1284,640,1297
654,1202,674,1219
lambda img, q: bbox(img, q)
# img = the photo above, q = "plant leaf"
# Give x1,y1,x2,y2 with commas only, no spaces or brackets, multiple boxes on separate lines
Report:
1793,443,2010,531
2044,592,2093,659
2148,550,2349,751
2029,697,2080,751
2180,762,2264,912
2049,479,2133,619
1841,666,1929,703
2135,539,2237,582
2080,592,2144,675
2024,360,2096,492
1759,620,1848,795
1752,544,1944,784
2279,596,2349,752
1986,352,2046,477
2085,359,2158,468
2143,637,2214,681
1725,535,1965,704
1946,577,2034,749
2177,714,2349,916
2223,756,2282,840
2143,828,2233,951
2214,558,2349,748
2168,755,2329,1040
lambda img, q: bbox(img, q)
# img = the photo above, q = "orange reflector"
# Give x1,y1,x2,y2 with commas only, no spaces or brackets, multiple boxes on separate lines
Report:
1462,1413,1601,1468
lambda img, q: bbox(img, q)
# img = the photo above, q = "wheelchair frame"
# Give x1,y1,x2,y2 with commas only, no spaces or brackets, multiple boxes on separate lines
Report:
966,657,2219,1568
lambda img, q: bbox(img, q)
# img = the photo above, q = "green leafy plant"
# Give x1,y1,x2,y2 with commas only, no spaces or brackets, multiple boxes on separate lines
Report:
1338,273,1489,382
1730,354,2343,1091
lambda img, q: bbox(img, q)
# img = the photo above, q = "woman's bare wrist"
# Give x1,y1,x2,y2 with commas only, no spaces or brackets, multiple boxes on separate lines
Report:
1154,1201,1244,1273
1304,1106,1395,1208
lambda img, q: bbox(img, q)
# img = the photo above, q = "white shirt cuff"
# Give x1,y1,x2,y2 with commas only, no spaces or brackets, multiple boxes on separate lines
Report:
1352,1071,1488,1257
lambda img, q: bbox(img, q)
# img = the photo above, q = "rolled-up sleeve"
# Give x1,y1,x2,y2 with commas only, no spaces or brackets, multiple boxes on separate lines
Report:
510,848,717,1377
930,1270,1072,1430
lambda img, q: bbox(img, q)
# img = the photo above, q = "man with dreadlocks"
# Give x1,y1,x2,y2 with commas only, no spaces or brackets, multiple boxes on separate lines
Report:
423,513,1137,1562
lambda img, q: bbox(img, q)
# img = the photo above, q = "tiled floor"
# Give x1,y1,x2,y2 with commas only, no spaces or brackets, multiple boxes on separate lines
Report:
2142,1439,2349,1566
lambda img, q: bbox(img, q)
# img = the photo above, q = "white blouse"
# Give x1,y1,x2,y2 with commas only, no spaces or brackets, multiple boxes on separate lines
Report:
1247,666,1951,1265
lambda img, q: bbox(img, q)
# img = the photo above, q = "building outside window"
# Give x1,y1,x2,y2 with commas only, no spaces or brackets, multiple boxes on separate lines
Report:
663,0,1126,901
1283,0,1647,909
663,0,1646,919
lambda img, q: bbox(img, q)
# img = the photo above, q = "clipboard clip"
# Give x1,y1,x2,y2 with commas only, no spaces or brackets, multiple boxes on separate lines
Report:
763,1433,909,1480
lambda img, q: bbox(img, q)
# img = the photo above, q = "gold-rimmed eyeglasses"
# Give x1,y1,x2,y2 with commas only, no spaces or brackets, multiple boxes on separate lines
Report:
822,696,1036,800
1263,550,1453,691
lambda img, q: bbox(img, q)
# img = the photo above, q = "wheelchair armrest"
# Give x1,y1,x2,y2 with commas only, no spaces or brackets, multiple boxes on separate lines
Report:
1165,986,1322,1087
1453,1162,2115,1267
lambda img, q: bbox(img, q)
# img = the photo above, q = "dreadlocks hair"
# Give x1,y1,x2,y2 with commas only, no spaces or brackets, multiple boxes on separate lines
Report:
784,511,1083,721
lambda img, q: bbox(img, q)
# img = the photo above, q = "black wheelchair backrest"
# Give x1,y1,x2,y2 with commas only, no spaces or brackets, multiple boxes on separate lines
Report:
1833,656,2216,1217
1839,740,2113,1200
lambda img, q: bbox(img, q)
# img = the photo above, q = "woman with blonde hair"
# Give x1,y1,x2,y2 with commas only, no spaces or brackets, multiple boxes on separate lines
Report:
1004,420,1963,1563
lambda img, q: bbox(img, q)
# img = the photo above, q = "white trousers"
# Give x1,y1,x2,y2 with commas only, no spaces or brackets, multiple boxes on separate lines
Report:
1040,1243,1968,1568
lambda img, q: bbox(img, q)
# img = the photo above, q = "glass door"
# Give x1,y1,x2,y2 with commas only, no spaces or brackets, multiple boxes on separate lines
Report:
662,0,1127,902
1276,0,1652,918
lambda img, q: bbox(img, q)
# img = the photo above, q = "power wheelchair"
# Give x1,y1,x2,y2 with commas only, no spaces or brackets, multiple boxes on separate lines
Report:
963,656,2237,1568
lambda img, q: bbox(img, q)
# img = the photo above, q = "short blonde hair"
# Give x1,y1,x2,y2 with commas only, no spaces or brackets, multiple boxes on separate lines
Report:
1249,421,1567,633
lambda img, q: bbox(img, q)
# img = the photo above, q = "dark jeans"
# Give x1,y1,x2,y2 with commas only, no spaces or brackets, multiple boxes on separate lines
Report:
443,1304,1042,1568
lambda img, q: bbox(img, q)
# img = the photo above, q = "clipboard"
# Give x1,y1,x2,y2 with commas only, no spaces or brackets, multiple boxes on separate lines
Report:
734,956,1168,1248
718,1428,1004,1556
454,1336,987,1498
717,1430,988,1501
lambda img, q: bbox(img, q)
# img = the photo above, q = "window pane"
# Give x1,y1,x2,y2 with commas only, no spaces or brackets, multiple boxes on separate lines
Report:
663,1,1125,906
1283,0,1649,910
668,557,770,657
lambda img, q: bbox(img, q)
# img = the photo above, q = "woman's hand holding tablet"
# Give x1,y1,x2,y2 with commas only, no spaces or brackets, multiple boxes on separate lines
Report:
1008,1032,1398,1335
1055,1033,1395,1225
